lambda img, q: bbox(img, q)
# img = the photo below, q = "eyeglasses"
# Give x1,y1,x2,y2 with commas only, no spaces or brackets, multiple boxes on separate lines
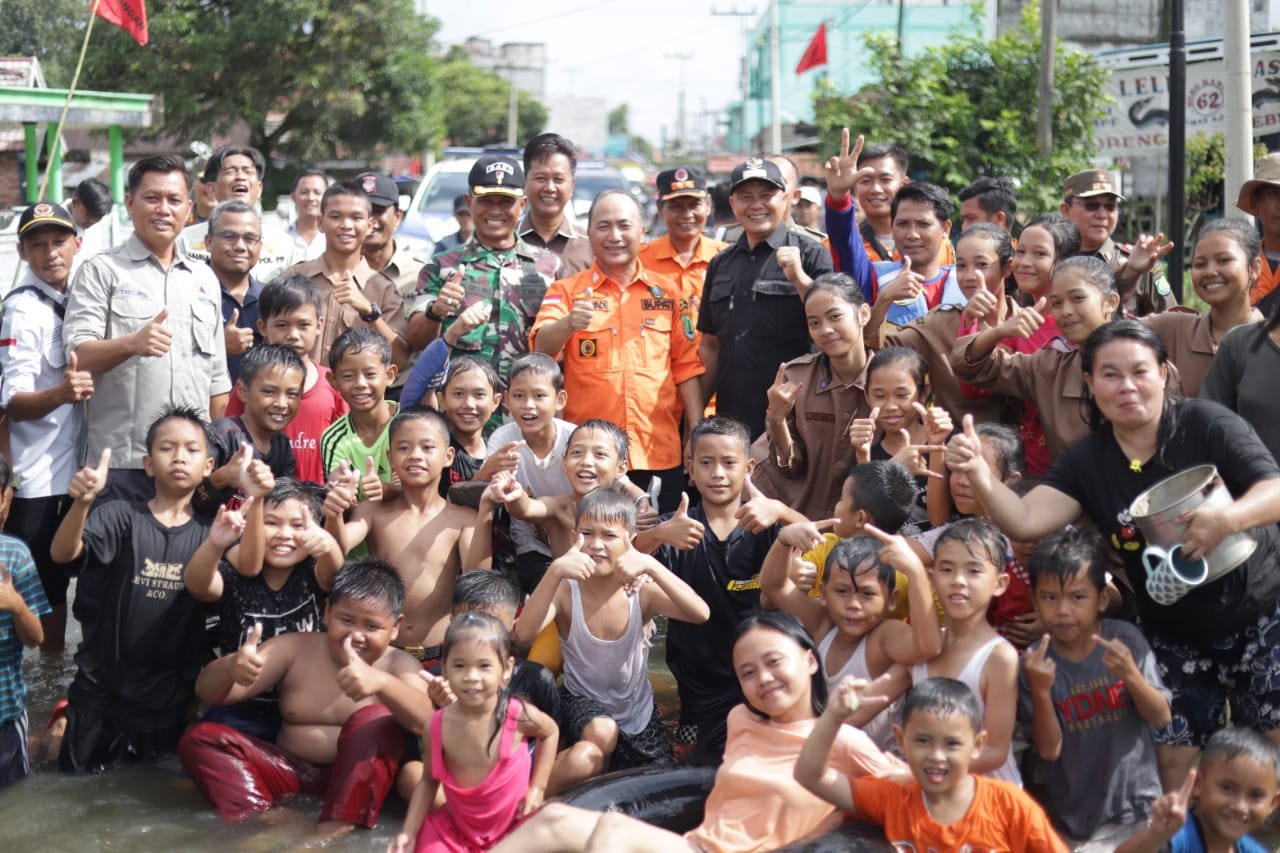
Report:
215,231,262,247
218,166,259,179
1073,198,1119,213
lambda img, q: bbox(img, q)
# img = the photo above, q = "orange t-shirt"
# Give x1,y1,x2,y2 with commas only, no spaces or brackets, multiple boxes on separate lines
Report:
1252,252,1280,306
851,774,1067,852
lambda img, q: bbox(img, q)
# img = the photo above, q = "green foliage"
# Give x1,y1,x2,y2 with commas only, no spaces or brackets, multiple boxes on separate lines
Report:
813,1,1110,219
435,45,547,146
1185,132,1268,215
79,0,444,163
0,0,86,86
608,103,629,136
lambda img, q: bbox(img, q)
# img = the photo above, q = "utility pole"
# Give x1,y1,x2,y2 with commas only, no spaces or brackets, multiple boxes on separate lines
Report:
665,52,694,153
712,5,758,153
769,0,782,154
1037,0,1057,157
1169,0,1186,301
1223,0,1253,221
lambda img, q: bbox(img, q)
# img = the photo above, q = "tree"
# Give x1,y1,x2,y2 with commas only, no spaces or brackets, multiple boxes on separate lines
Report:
79,0,444,163
436,46,547,146
813,1,1110,217
608,103,629,136
1185,132,1267,219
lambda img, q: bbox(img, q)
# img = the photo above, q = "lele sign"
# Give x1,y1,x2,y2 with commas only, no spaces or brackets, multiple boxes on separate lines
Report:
1094,47,1280,155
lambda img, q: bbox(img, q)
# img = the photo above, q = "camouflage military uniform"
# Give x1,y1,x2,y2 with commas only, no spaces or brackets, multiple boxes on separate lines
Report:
409,237,562,387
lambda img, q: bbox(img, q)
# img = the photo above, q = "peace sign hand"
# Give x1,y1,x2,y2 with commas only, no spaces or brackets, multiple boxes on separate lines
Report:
824,128,870,200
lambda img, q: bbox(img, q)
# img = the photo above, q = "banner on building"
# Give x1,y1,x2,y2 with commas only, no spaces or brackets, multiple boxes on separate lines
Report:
1096,44,1280,155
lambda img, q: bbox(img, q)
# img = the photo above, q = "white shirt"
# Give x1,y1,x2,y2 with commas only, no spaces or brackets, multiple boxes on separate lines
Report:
287,221,326,261
487,418,575,556
0,272,84,496
181,221,298,282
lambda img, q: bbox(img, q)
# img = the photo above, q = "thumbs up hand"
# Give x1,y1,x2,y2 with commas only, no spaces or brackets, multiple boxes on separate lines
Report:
336,634,387,701
550,534,596,582
999,296,1048,341
224,308,254,356
233,622,266,686
69,448,111,503
734,474,785,533
60,352,94,404
133,308,172,358
360,456,384,503
660,492,705,550
209,497,254,549
568,287,597,331
944,414,990,488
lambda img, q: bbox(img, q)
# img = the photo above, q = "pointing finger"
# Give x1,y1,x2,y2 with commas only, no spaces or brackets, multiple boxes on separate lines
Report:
862,522,893,543
774,362,788,384
813,517,841,532
839,127,850,160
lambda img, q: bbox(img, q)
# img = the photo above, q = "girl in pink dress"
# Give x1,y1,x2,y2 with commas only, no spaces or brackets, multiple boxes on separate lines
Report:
389,611,558,853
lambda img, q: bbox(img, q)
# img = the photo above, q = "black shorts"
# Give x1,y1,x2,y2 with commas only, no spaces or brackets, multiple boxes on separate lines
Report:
558,686,673,770
7,495,80,607
0,713,28,789
58,672,188,774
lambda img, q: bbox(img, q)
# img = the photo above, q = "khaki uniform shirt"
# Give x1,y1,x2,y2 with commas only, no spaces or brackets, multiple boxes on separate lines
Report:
287,257,407,368
1141,307,1263,398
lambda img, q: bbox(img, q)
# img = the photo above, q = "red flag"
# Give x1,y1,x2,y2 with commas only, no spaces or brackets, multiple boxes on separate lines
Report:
795,22,827,75
93,0,149,46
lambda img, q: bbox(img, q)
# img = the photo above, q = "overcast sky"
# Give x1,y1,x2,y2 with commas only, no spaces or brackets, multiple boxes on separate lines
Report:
429,0,749,144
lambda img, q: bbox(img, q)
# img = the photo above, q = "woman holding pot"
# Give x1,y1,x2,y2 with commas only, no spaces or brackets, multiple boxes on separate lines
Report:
946,319,1280,791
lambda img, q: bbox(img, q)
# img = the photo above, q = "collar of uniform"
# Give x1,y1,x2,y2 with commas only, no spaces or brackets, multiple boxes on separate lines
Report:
517,212,582,241
1091,237,1120,264
296,255,377,287
126,232,194,270
737,221,792,252
815,349,871,394
647,234,721,264
585,260,650,293
15,268,68,304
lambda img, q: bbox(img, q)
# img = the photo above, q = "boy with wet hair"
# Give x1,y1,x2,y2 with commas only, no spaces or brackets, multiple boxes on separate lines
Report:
797,676,1066,851
1020,527,1168,849
179,557,428,841
321,327,398,502
1117,727,1280,853
515,488,709,791
51,406,218,773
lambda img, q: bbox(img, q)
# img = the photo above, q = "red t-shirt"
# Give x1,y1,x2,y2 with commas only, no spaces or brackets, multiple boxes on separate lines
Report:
226,363,348,484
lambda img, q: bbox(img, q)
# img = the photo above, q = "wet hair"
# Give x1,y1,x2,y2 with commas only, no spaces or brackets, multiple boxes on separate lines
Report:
265,477,325,525
825,535,897,593
569,418,628,463
803,271,866,308
523,132,578,174
144,404,212,455
901,677,984,735
328,326,392,372
1053,255,1120,321
207,199,260,236
733,611,827,719
1200,726,1280,779
443,355,500,395
890,182,954,224
690,416,751,456
237,343,305,388
974,422,1025,481
292,168,329,191
259,272,324,320
1079,320,1173,435
857,142,908,175
442,610,516,749
845,460,918,535
1022,213,1081,262
957,177,1017,224
127,154,190,195
507,352,564,393
956,222,1014,265
867,346,929,400
203,145,266,182
321,180,371,214
934,517,1007,571
1027,527,1108,591
453,570,521,615
387,405,451,445
575,486,636,532
74,178,113,219
1197,217,1262,265
329,556,405,620
587,188,641,226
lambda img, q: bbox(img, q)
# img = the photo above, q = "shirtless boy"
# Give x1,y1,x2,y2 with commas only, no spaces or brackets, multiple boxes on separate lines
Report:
325,407,480,666
179,558,428,840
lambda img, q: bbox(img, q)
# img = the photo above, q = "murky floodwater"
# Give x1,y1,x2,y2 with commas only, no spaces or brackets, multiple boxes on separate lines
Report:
2,583,680,852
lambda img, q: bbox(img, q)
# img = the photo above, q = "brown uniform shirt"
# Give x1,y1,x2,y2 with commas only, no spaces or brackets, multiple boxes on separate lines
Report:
749,351,871,521
1141,307,1263,398
287,256,407,368
517,214,592,277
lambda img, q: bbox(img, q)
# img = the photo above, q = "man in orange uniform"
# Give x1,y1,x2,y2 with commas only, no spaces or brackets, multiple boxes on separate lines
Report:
531,190,704,514
638,166,726,354
1235,152,1280,314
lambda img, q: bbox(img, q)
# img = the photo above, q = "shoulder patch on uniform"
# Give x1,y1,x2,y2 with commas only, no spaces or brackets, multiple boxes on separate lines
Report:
1154,273,1171,296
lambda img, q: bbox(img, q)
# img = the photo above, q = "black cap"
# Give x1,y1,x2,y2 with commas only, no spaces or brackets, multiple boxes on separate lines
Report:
469,155,525,198
356,172,399,207
656,166,708,201
452,194,469,213
729,157,786,192
18,202,77,236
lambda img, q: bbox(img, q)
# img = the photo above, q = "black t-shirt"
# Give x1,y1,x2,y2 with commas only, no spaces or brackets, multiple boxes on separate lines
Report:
214,557,327,654
193,416,297,517
75,502,213,714
655,504,775,721
697,225,833,439
440,440,485,498
1041,398,1280,646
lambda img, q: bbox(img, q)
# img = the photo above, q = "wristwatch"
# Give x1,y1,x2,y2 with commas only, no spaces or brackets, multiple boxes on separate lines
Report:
359,304,383,323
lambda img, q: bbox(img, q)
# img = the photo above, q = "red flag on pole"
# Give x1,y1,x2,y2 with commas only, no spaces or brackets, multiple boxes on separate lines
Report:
795,22,827,74
93,0,149,46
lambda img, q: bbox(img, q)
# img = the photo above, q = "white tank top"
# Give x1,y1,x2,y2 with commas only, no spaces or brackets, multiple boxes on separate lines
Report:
912,635,1022,786
561,580,655,735
819,628,896,752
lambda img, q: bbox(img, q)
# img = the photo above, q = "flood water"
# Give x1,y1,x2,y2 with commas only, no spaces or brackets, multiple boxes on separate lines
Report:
2,584,680,852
